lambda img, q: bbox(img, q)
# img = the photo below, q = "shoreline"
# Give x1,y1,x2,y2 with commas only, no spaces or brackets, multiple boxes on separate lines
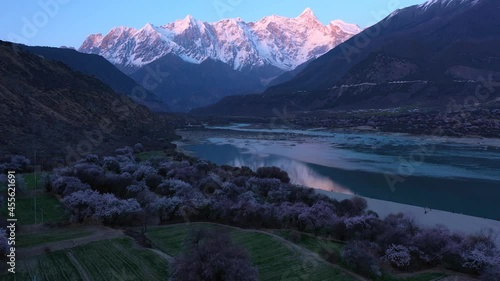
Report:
317,190,500,246
178,125,500,149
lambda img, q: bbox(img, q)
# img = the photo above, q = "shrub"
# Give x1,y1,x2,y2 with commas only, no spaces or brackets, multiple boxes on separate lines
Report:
133,143,144,153
170,229,259,281
84,154,99,164
93,172,134,197
383,244,412,269
62,189,142,225
132,164,157,181
298,201,337,235
377,213,418,247
0,155,31,172
120,162,137,174
195,160,211,174
103,157,121,174
460,240,499,273
145,174,163,191
51,176,91,197
336,198,367,217
247,177,281,197
256,166,290,183
341,240,382,278
155,180,191,196
412,225,450,265
115,146,134,156
167,165,200,183
343,214,381,240
197,174,222,196
73,163,104,186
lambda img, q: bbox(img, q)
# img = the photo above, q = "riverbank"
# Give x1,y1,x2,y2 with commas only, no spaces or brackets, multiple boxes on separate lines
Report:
317,190,500,246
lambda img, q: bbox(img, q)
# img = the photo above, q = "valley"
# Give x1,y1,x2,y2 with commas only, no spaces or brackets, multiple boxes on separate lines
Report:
1,0,500,280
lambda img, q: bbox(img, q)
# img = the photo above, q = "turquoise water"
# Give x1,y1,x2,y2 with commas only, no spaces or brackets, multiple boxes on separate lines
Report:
179,125,500,219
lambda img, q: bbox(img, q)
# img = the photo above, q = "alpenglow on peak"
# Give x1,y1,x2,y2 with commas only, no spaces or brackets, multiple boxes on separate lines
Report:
79,9,362,73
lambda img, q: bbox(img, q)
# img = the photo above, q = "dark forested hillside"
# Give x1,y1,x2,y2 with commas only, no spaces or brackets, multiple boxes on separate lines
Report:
130,54,265,112
21,45,170,112
0,41,176,164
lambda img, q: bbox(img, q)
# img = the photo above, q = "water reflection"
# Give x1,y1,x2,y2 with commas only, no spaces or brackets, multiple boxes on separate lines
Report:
230,157,354,194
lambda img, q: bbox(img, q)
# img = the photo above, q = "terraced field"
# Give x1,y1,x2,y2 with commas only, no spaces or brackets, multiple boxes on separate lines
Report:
1,222,450,281
147,223,357,281
17,228,93,248
11,238,169,281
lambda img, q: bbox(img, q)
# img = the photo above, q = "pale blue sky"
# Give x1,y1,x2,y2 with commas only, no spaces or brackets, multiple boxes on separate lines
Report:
1,0,426,48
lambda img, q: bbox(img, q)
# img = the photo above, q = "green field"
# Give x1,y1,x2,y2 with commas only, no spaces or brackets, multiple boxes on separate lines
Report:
0,222,452,281
274,230,344,257
147,222,356,281
11,238,169,281
1,193,68,225
1,193,67,225
22,172,48,191
1,172,63,225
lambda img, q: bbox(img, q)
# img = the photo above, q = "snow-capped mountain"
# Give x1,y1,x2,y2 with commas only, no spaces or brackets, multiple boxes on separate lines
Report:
79,8,361,73
417,0,480,10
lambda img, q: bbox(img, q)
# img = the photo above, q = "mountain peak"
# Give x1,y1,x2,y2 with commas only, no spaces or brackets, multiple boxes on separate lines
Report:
143,23,156,31
79,10,359,72
183,14,195,22
330,20,363,34
298,7,316,18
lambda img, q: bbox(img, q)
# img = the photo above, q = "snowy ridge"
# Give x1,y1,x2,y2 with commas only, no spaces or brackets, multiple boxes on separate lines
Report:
79,8,361,72
386,0,481,20
418,0,480,10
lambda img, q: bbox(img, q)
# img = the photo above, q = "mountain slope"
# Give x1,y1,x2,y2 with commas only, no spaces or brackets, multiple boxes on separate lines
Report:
268,0,499,93
266,59,313,88
20,45,169,112
79,8,361,75
194,0,500,116
130,54,263,112
0,40,176,162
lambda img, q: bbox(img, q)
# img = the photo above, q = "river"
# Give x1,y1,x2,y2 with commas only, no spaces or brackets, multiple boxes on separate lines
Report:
176,124,500,219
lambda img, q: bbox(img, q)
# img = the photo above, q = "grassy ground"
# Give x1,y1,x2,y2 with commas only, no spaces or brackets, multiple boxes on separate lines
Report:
17,228,93,248
274,229,344,257
9,238,169,281
1,172,65,225
22,172,49,191
1,193,67,225
147,222,356,281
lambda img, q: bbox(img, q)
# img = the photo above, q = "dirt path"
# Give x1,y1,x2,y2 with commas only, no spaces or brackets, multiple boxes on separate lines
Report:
18,226,125,258
148,248,173,263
